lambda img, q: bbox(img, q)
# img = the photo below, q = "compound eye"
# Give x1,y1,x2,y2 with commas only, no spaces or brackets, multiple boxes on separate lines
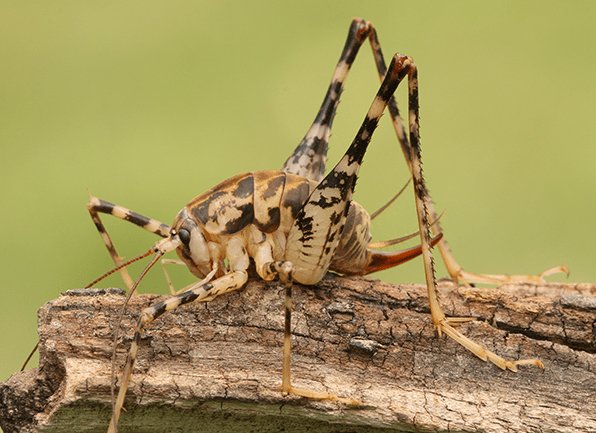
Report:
178,228,191,245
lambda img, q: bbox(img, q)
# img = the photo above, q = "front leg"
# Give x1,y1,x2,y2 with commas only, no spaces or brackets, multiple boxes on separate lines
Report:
107,270,249,433
107,235,250,433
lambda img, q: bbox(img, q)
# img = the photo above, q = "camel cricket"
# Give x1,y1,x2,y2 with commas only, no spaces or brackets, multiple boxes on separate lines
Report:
85,18,566,433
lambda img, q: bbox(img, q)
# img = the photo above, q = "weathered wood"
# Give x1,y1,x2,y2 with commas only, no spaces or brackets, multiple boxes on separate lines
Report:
1,276,595,433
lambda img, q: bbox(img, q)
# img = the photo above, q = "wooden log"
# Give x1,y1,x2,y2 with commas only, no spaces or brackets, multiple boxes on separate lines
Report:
1,276,595,433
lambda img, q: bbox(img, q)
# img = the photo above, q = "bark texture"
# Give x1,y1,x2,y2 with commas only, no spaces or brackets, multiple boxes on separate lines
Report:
1,276,595,433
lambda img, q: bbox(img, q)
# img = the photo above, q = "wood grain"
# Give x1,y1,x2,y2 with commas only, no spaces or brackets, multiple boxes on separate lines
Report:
1,276,594,433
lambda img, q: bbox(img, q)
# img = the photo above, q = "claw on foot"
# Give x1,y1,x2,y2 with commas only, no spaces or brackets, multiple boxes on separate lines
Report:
453,265,569,286
437,319,544,372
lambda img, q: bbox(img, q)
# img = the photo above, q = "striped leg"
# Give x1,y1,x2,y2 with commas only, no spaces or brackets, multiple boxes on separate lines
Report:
250,235,357,403
106,270,248,433
398,56,544,371
285,53,412,285
286,18,566,285
160,259,219,295
87,196,171,290
280,55,415,400
107,235,248,433
283,18,372,182
273,264,357,404
364,25,567,285
159,258,218,295
22,198,169,372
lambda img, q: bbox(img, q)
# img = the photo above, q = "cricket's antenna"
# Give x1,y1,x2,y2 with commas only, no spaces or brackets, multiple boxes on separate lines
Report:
370,178,411,220
110,251,164,425
85,248,156,289
20,341,39,372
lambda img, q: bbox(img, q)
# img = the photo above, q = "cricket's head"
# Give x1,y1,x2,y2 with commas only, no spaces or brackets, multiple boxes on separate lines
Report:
170,207,212,279
84,207,212,290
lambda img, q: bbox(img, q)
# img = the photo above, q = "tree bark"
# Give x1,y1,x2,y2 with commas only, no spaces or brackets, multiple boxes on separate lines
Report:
1,276,595,433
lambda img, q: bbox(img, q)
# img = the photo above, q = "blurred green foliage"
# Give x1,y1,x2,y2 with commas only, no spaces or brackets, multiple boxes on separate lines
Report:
1,1,594,386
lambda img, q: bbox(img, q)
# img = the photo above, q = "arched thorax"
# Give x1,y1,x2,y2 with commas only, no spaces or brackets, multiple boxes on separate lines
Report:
170,170,374,283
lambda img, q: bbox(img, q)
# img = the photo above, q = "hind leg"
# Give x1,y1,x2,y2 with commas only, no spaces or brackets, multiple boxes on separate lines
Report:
395,54,543,371
363,22,567,286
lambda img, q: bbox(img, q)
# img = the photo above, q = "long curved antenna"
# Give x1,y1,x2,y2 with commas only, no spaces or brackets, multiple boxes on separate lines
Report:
370,178,411,220
110,251,164,431
85,248,156,289
20,248,159,372
368,231,419,249
19,341,39,372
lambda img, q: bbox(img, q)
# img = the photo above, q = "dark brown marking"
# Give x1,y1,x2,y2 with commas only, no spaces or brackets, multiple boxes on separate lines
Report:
283,20,372,182
233,175,254,199
191,190,227,226
223,203,254,234
187,173,253,209
314,80,344,126
152,302,167,319
295,212,314,243
253,171,286,233
255,207,281,233
281,177,311,220
124,210,151,228
94,199,116,214
339,18,370,65
262,174,285,200
186,173,256,234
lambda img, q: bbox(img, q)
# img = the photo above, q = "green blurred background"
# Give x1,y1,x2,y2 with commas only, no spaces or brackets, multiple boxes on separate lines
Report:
1,1,595,387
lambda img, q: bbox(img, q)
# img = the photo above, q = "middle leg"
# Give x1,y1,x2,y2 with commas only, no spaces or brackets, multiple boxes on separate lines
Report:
394,54,544,371
250,231,359,404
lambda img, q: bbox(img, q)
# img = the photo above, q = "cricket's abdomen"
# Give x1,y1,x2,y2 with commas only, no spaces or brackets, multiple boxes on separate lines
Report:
329,200,372,275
